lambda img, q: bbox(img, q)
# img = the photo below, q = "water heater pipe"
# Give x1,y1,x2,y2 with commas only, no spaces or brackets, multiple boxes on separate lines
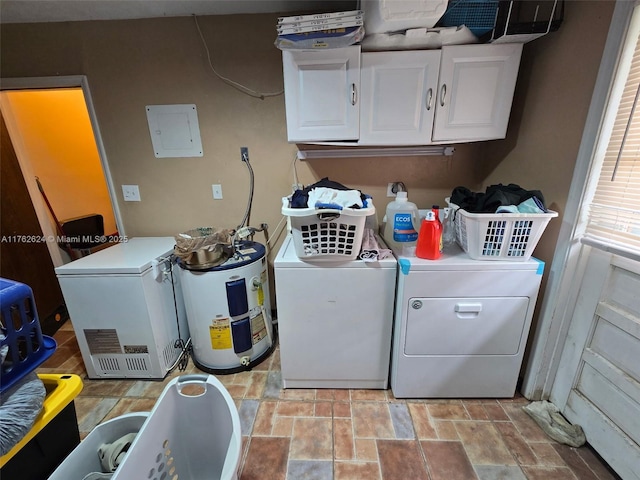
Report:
238,146,254,230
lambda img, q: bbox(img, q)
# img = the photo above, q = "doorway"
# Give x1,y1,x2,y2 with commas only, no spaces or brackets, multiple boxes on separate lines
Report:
0,76,123,268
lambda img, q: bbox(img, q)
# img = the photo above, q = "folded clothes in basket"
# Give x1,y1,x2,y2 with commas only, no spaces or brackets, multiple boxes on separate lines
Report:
359,229,393,262
496,197,547,214
308,187,363,210
290,177,370,209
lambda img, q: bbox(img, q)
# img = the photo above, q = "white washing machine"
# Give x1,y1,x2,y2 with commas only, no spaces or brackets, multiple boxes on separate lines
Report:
55,237,189,379
390,245,544,398
274,234,397,389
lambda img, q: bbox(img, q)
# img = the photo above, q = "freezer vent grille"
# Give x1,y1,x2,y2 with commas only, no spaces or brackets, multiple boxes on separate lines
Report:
126,356,149,372
88,353,168,378
162,341,178,369
97,356,120,372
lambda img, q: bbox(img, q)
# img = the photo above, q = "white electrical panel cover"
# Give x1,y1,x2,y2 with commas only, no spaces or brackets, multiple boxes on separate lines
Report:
146,104,203,158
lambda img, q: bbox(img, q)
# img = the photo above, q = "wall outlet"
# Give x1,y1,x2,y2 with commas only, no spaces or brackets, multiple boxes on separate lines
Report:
122,185,141,201
212,184,223,200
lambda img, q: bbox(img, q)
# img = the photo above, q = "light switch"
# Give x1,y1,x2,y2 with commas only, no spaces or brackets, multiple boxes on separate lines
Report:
122,185,141,201
212,184,223,200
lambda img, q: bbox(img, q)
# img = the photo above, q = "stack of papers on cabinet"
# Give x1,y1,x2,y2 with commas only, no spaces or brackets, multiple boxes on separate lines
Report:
274,10,365,50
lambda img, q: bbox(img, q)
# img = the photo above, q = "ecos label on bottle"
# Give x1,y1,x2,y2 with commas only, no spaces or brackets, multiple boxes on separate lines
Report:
393,213,418,242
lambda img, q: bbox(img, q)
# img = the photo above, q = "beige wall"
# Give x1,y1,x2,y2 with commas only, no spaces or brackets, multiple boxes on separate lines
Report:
1,88,118,236
0,3,615,315
483,1,615,267
480,1,615,368
0,13,483,258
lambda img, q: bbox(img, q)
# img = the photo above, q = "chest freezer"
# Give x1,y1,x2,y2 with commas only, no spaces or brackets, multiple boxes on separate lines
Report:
55,237,189,379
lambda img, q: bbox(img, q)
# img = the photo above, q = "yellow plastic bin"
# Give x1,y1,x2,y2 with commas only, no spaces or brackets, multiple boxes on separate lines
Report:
0,374,83,480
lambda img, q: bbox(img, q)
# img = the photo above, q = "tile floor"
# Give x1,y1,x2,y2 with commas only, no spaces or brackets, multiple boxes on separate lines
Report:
38,321,621,480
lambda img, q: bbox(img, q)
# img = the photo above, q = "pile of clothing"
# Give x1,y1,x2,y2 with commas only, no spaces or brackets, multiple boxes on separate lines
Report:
359,228,393,262
289,178,393,261
290,178,371,210
450,184,548,214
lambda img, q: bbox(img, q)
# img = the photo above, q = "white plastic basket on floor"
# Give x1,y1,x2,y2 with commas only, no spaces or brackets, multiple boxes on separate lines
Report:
449,201,558,261
282,196,375,261
49,412,149,479
112,374,241,480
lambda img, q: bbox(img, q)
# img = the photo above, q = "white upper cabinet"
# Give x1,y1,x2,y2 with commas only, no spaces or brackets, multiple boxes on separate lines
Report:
281,43,523,145
360,50,441,145
282,46,361,142
432,43,523,142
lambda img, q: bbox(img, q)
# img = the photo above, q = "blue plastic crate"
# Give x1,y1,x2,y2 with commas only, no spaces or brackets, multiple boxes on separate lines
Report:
0,278,56,393
438,0,499,37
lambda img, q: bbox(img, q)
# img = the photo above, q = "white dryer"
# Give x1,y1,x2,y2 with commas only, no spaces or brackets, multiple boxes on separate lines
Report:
391,245,544,398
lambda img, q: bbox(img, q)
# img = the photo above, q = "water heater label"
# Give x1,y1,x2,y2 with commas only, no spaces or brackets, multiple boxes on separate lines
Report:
393,213,418,242
250,308,267,344
209,318,232,350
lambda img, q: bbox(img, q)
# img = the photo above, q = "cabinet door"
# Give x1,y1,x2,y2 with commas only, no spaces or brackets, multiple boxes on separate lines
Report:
432,43,523,142
360,50,441,145
282,46,360,142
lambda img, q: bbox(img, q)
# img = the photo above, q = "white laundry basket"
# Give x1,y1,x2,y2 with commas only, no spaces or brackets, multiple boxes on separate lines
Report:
448,199,557,261
49,412,149,479
282,196,375,261
112,374,242,480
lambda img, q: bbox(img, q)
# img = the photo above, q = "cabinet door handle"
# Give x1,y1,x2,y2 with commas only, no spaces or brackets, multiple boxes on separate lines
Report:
351,83,358,106
426,88,433,111
440,84,447,107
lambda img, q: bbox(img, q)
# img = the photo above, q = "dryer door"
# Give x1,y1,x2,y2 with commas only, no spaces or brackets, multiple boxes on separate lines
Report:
404,297,530,356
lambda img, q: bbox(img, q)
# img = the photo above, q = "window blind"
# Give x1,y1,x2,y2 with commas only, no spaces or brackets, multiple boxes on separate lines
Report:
586,30,640,252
